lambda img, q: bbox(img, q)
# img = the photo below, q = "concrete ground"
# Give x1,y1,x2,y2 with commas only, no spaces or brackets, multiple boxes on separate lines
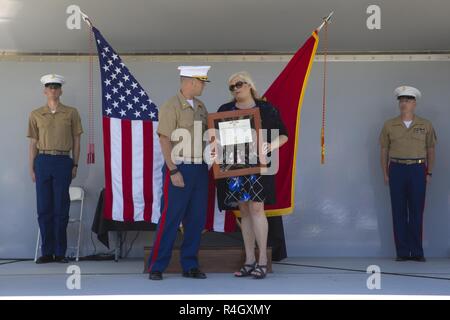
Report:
0,258,449,297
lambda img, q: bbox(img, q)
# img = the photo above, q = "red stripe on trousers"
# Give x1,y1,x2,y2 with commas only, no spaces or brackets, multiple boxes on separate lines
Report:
121,120,134,222
148,167,170,272
143,121,154,222
204,170,216,231
102,117,113,220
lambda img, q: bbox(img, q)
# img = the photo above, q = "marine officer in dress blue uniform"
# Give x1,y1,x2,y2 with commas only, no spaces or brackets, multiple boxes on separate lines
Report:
379,86,437,262
148,66,211,280
28,74,83,264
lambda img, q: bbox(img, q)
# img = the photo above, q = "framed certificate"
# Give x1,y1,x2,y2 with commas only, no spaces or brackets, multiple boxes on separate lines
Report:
207,108,265,179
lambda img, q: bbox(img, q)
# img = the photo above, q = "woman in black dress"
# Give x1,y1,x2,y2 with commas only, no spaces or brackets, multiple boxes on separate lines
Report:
215,71,288,279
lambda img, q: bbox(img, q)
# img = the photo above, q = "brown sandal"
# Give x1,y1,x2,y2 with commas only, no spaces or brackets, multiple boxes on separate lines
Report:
234,262,256,277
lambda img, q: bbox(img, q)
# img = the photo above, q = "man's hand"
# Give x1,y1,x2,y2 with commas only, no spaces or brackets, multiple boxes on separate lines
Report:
426,174,432,184
380,147,389,186
384,173,389,185
29,139,38,183
210,147,218,163
170,172,185,188
72,167,77,180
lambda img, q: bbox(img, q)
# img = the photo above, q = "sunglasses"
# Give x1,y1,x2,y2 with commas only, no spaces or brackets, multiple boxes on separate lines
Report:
229,81,247,92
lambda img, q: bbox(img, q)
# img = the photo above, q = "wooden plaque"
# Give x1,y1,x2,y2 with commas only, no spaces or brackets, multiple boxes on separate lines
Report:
207,108,266,179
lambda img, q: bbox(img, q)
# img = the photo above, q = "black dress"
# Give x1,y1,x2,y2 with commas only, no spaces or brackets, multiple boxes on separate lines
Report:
216,100,288,211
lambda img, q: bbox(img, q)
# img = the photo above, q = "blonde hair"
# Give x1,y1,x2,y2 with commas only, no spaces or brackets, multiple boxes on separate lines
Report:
228,71,261,100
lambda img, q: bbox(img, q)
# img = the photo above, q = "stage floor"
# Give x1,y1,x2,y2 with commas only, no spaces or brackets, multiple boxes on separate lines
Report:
1,258,449,297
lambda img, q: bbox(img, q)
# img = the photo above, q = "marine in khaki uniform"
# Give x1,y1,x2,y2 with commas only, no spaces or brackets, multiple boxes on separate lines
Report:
379,86,437,262
27,74,83,264
147,66,210,280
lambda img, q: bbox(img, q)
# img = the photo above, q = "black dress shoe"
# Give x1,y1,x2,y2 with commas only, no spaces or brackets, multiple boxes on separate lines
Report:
54,256,69,263
411,256,426,262
36,255,54,264
182,268,207,279
395,256,409,261
149,271,163,280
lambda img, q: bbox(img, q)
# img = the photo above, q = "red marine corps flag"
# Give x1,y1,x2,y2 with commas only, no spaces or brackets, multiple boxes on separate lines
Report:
263,30,320,216
233,17,330,218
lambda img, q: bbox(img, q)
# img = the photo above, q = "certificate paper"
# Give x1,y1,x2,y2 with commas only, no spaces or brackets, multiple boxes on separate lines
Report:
218,119,253,146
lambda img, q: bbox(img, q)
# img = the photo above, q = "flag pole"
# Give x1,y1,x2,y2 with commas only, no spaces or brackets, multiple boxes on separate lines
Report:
80,10,93,28
316,11,333,33
80,9,96,164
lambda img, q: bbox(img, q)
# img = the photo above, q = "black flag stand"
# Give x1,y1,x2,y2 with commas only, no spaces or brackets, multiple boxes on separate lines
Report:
267,216,287,261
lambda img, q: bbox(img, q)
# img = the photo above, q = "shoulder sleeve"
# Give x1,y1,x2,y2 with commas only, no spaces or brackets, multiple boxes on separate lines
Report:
269,105,288,137
27,112,39,139
71,109,83,136
426,123,437,148
157,102,177,138
379,123,390,148
217,103,231,113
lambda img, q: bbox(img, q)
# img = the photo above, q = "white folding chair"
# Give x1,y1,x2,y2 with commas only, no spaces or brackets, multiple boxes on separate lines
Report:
34,186,85,262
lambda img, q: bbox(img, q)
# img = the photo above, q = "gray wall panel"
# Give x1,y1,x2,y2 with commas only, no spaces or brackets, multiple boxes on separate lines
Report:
0,58,448,258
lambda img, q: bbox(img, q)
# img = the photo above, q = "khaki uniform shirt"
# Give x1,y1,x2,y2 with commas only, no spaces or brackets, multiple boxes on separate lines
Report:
27,103,83,151
157,92,208,161
379,115,437,159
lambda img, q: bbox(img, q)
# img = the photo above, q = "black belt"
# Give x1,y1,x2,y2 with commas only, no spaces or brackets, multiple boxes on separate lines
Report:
390,158,426,165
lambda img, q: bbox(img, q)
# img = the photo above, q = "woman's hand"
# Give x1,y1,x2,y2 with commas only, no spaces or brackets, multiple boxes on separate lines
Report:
263,135,288,155
262,142,271,155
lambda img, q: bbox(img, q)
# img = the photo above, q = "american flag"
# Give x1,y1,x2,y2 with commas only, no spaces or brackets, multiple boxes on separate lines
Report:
93,27,236,231
93,27,163,223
